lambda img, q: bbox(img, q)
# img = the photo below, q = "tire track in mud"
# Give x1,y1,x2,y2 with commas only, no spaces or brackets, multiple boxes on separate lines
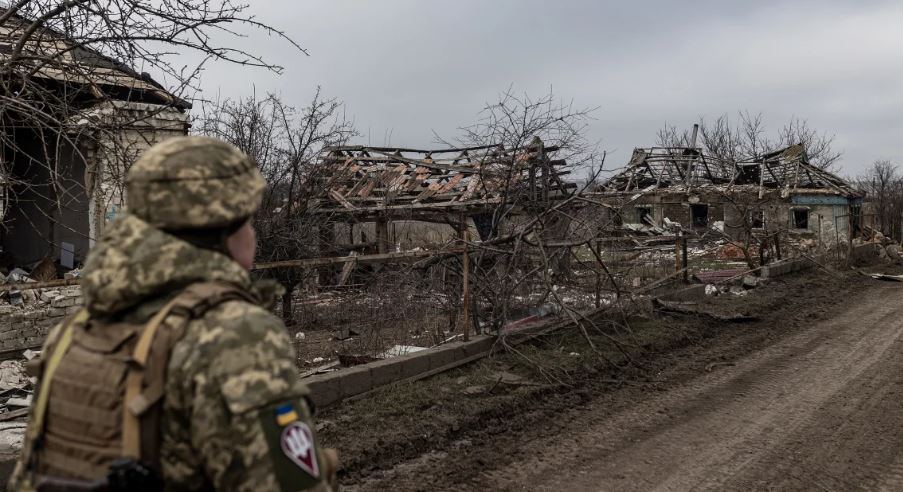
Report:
475,283,903,491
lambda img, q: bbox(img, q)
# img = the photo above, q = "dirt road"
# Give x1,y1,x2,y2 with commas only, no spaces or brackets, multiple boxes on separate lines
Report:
475,282,903,491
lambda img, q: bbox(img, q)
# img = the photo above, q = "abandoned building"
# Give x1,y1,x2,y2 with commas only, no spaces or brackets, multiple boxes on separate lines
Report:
316,139,576,248
255,140,577,286
0,9,189,272
595,143,864,245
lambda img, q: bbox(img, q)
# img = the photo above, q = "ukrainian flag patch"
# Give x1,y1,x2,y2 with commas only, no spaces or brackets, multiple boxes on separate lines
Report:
275,403,299,426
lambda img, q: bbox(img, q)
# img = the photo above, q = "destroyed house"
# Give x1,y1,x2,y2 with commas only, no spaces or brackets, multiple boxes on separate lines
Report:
310,140,576,256
596,144,863,243
0,9,189,272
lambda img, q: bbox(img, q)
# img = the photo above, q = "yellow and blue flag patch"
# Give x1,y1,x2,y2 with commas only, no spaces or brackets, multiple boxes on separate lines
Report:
275,403,299,426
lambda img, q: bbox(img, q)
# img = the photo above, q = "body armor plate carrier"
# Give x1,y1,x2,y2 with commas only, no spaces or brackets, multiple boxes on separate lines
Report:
22,282,254,490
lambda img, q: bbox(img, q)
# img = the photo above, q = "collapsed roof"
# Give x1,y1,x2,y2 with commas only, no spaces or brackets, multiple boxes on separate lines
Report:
602,144,861,197
0,8,188,109
311,138,576,219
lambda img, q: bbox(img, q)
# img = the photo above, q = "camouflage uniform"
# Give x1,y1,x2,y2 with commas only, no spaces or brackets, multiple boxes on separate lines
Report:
10,137,335,491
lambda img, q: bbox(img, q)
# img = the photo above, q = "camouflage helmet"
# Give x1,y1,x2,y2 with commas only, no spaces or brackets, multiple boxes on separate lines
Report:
126,136,265,230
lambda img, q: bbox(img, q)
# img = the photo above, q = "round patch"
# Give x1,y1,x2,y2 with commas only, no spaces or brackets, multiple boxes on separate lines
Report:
280,421,320,478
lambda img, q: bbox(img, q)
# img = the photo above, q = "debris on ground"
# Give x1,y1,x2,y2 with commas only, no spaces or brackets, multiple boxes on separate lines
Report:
864,273,903,282
0,352,36,457
652,298,757,322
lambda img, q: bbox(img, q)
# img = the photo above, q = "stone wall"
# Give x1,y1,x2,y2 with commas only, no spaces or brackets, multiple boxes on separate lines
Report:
0,287,82,353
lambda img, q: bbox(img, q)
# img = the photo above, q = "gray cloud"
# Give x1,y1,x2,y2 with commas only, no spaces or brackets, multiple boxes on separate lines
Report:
191,0,903,177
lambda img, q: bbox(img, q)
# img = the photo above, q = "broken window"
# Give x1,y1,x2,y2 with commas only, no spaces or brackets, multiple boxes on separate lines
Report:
748,210,765,229
850,202,862,235
690,204,709,228
635,205,653,225
792,208,809,230
736,163,762,184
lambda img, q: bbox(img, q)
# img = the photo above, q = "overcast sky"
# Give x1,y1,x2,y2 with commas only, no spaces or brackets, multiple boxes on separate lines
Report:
187,0,903,177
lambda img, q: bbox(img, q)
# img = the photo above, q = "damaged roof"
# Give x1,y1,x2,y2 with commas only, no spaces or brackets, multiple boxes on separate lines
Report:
311,138,576,217
0,8,189,109
602,144,861,197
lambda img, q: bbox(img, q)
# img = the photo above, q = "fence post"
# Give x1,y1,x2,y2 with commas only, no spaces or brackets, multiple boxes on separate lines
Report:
594,239,602,308
460,214,471,341
681,233,688,282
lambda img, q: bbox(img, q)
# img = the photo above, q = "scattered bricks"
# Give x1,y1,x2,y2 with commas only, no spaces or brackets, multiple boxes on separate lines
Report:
0,306,14,316
40,291,61,303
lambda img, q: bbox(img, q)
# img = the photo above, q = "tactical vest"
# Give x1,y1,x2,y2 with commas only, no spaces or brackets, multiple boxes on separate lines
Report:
23,282,255,485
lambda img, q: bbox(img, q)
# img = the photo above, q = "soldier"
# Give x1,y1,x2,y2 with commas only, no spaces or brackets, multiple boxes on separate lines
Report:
9,136,338,491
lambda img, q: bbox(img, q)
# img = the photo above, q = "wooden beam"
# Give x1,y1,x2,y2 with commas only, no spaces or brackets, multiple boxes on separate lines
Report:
252,248,466,270
0,278,80,292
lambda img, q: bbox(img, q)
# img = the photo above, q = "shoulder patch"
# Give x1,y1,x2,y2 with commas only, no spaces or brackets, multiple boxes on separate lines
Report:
281,421,320,478
259,399,323,490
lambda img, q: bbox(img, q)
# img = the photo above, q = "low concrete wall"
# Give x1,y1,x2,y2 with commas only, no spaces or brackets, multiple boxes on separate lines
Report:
659,284,708,302
760,257,814,278
305,335,496,408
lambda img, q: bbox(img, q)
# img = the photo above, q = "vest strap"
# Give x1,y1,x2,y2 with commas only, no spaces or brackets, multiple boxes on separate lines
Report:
29,310,88,440
121,296,181,459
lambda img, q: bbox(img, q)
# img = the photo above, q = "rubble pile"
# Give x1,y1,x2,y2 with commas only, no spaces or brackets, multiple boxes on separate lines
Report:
851,227,903,265
0,350,37,457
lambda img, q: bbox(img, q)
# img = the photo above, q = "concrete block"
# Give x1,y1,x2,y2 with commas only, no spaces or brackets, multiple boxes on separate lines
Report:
425,344,463,370
458,336,494,358
305,374,342,409
396,352,432,380
338,365,372,399
661,284,708,302
368,357,404,388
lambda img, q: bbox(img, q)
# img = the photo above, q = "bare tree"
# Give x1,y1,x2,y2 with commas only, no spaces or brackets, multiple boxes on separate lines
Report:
430,88,643,369
658,112,841,170
198,89,357,320
856,160,901,240
0,1,302,270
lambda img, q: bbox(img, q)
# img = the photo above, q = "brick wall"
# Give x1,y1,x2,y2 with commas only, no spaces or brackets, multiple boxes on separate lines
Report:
0,287,82,352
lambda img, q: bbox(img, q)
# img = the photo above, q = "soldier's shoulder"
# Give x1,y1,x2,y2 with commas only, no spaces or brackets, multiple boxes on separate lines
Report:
180,298,288,351
171,298,304,413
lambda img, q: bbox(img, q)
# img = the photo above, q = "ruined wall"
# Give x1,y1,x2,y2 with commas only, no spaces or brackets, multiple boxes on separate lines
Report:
77,101,189,245
0,286,82,352
3,128,90,267
336,219,477,252
2,102,188,269
596,190,854,247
